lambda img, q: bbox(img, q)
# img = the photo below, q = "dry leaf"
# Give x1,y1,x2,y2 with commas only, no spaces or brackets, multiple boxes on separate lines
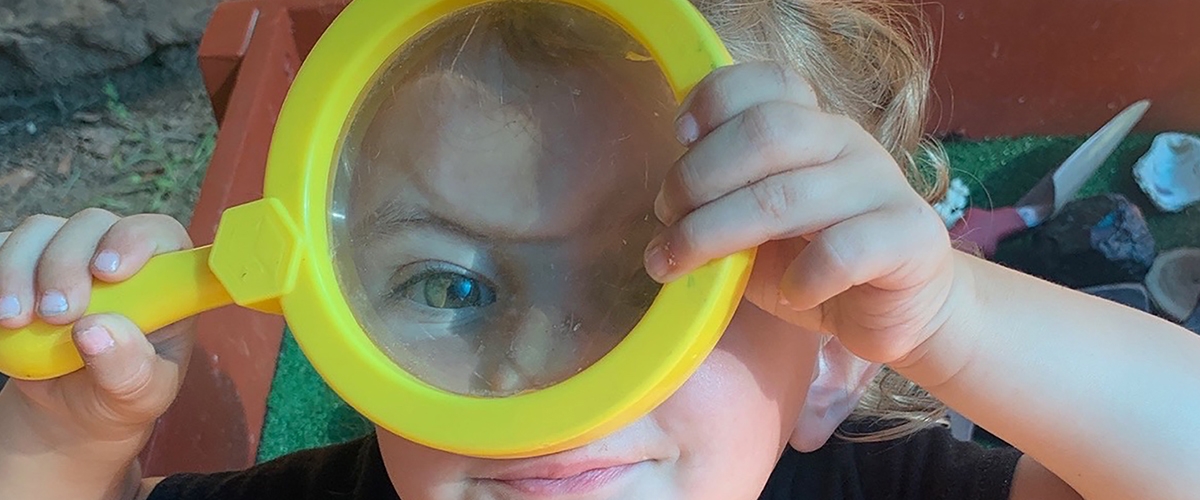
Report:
57,152,74,176
0,168,37,192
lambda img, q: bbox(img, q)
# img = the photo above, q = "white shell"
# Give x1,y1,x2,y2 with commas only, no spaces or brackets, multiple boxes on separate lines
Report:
1133,133,1200,212
933,177,970,228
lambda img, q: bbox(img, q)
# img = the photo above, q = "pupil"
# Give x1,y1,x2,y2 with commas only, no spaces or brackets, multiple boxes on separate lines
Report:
424,273,477,308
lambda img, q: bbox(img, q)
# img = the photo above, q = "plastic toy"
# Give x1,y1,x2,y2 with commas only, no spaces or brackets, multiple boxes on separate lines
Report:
0,0,754,459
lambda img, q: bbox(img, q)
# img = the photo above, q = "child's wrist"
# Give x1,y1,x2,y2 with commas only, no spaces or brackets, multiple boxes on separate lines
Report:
1,385,150,471
889,250,986,390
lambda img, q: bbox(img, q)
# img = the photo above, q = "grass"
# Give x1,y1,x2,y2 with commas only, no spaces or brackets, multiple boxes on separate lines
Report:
943,133,1200,253
95,81,216,215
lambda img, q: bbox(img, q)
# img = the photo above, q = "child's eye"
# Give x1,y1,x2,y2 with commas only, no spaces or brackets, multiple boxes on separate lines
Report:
393,265,497,310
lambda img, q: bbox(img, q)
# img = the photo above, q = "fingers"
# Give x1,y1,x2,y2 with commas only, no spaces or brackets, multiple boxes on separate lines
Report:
70,314,187,427
778,204,946,312
656,103,863,225
647,163,887,282
675,61,820,145
93,214,192,282
0,215,67,327
0,212,193,330
34,209,120,325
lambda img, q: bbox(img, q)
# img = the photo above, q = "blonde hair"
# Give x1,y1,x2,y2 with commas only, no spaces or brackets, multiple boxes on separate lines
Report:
693,0,950,439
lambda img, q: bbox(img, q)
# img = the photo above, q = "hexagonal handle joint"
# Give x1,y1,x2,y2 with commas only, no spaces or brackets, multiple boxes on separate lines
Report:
209,198,302,314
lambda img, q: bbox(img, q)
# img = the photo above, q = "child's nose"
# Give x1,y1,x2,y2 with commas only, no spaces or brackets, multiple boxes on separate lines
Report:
475,307,556,395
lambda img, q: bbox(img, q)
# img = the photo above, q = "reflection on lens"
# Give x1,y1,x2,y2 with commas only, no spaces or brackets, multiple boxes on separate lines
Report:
329,0,681,396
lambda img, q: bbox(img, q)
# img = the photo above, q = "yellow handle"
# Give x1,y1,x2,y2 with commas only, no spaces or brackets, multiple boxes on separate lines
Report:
0,246,234,381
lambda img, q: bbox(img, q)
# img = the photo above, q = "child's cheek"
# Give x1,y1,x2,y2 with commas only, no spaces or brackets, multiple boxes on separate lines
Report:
650,301,821,499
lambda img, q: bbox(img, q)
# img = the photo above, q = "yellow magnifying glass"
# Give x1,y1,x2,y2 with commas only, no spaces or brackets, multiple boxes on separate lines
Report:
0,0,753,458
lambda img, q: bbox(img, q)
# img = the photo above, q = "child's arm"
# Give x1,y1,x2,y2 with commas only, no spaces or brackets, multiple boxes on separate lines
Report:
650,61,1197,499
0,212,194,500
894,253,1200,500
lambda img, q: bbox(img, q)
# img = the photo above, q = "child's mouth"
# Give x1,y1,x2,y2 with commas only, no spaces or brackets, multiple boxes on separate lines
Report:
483,460,649,497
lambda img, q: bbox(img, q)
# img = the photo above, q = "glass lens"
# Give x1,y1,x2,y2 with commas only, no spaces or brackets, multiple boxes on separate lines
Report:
330,0,680,397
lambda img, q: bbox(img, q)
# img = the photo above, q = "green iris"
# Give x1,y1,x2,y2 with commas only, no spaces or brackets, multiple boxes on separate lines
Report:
400,271,496,309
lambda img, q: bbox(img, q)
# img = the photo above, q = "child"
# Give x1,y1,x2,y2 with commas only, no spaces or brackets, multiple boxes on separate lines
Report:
2,1,1199,499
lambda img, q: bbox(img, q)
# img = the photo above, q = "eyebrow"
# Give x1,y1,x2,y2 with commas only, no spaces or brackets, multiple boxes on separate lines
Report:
351,198,489,241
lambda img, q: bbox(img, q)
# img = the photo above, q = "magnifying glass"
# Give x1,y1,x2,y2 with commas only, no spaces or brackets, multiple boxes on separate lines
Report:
0,0,753,458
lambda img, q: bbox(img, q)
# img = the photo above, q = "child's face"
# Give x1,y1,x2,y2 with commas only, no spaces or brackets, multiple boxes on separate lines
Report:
343,65,823,499
379,304,819,500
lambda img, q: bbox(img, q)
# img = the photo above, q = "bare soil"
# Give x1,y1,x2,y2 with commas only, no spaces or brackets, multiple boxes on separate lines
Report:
0,45,215,229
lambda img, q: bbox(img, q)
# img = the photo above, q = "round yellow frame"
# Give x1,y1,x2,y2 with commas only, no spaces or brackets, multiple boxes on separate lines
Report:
0,0,755,459
275,0,752,458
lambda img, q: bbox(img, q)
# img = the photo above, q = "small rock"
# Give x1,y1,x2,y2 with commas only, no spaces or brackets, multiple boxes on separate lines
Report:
1010,194,1156,288
1080,283,1152,313
24,122,36,135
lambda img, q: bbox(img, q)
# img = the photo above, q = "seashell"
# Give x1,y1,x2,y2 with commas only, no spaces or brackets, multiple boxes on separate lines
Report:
933,177,970,228
1133,133,1200,213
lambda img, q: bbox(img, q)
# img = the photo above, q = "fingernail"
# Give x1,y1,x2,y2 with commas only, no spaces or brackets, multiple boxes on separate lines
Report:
93,250,120,274
39,290,69,317
0,295,20,320
644,238,676,282
676,113,699,146
654,191,671,225
76,325,115,356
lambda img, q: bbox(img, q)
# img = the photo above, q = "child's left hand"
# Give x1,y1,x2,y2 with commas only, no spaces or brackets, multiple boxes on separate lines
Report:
647,62,956,365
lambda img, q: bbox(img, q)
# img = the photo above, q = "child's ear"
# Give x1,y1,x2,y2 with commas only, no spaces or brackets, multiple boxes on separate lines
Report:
789,336,881,452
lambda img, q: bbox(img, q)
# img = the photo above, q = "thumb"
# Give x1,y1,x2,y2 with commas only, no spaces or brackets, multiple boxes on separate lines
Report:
71,314,185,427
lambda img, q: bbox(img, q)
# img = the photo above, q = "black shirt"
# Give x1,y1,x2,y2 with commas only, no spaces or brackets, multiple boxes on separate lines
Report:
150,426,1020,500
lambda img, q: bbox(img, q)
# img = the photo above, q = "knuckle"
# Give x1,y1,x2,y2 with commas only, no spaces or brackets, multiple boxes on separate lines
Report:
913,203,951,241
693,75,734,121
740,103,801,160
814,235,853,282
117,214,189,248
103,359,163,415
766,61,806,94
749,178,798,221
832,113,863,132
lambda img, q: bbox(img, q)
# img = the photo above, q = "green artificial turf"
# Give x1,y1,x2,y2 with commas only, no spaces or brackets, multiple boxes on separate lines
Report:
256,328,373,463
255,133,1200,462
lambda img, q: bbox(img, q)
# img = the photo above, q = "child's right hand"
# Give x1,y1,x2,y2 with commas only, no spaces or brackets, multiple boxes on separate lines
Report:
0,209,194,452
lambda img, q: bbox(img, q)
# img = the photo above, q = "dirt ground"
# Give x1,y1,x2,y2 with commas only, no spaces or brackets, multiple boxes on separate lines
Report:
0,45,215,229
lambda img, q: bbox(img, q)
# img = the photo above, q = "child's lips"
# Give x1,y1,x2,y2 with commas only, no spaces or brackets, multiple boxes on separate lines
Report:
492,462,645,497
482,460,650,497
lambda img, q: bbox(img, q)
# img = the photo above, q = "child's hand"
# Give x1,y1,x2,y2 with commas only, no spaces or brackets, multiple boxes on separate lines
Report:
0,210,194,450
648,62,955,364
